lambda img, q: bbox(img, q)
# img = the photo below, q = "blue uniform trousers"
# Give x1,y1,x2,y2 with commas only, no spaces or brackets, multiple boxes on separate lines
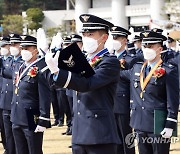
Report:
72,144,117,154
2,110,15,154
12,124,43,154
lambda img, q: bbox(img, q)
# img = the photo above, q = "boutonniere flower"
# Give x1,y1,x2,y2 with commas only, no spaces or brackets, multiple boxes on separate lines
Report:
119,59,126,69
153,67,165,78
89,56,102,67
27,66,38,77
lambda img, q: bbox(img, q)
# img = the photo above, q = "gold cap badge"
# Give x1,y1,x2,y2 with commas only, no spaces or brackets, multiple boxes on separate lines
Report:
81,15,90,22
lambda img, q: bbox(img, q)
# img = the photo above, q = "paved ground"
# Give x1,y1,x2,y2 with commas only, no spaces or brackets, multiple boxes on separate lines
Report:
0,115,180,154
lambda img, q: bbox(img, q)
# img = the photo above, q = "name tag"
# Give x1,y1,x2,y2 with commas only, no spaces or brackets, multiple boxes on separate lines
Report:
135,73,140,76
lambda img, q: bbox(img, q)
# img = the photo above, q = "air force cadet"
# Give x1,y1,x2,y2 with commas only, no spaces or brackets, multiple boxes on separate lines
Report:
0,36,12,154
110,26,137,154
45,14,121,154
0,35,17,154
11,35,51,154
120,31,179,154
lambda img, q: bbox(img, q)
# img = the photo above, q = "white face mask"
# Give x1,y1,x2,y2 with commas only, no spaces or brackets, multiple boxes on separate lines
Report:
1,47,9,56
82,37,100,54
112,40,122,51
21,50,33,62
10,47,20,56
142,48,156,61
134,44,138,50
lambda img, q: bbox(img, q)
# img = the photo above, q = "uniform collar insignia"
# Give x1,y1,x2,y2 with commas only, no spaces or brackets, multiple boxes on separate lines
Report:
81,15,90,22
10,34,14,37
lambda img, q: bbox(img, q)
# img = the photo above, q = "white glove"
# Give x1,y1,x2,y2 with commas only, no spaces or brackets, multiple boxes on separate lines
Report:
50,35,57,51
50,32,63,51
34,125,46,133
37,28,49,55
55,32,63,49
128,27,135,43
160,128,173,138
45,50,60,74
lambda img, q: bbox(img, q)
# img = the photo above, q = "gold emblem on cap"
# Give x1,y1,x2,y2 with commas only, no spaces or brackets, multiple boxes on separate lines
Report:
21,35,26,40
112,27,117,31
143,32,149,37
153,28,157,32
81,15,90,22
10,34,14,37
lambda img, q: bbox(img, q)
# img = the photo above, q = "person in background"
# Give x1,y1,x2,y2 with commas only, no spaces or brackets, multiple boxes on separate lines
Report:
0,34,24,154
11,35,51,154
0,36,11,154
110,26,137,154
120,31,179,154
56,36,72,135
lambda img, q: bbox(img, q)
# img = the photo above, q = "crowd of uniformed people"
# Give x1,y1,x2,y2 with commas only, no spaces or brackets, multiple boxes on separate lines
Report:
0,14,179,154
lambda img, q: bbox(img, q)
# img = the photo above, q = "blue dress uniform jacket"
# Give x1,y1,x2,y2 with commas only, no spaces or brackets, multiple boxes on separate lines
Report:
135,48,144,62
0,56,14,110
161,49,175,63
120,62,179,132
53,54,121,145
11,58,51,129
114,50,140,114
0,57,3,93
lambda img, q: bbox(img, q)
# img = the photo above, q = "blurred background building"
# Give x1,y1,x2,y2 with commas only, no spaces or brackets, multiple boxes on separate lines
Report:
35,0,179,34
0,0,179,37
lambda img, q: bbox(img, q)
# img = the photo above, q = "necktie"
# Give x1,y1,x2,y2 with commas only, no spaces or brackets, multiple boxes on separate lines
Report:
19,63,26,75
145,65,151,77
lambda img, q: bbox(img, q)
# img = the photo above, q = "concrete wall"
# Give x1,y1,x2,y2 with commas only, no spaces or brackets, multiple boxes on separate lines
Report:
42,10,75,29
93,0,111,8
